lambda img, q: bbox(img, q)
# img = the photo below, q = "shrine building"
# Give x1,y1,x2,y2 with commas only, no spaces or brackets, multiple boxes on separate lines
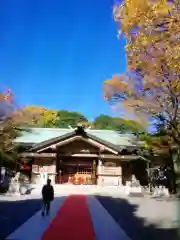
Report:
15,125,148,186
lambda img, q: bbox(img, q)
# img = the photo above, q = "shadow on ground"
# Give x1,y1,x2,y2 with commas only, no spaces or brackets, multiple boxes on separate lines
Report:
95,195,178,240
0,196,63,239
0,193,178,240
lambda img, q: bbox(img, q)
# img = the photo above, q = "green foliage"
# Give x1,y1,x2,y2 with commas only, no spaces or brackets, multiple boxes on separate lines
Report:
21,107,146,134
93,114,145,133
93,115,115,130
55,110,88,128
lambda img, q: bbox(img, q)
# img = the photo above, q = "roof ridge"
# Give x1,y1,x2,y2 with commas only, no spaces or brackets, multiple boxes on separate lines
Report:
26,127,136,132
27,127,122,133
87,129,116,132
29,127,73,131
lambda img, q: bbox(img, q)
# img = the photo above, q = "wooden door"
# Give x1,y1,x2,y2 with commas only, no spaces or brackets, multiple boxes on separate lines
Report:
122,162,132,185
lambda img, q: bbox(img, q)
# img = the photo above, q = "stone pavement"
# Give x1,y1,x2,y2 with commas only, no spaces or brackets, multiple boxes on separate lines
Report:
96,194,178,240
6,194,130,240
0,185,178,240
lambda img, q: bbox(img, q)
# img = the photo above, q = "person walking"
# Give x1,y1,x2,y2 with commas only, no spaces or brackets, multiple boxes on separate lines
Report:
41,179,54,216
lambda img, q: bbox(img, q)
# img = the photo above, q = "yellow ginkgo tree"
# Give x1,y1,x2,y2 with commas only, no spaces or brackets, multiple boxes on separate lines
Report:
23,106,59,128
105,0,180,167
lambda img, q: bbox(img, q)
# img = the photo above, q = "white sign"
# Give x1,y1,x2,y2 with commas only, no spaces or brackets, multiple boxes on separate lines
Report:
32,165,38,173
99,166,122,175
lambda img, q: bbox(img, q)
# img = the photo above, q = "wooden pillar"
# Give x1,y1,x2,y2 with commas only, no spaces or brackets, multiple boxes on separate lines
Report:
56,153,59,184
92,159,97,185
56,153,63,184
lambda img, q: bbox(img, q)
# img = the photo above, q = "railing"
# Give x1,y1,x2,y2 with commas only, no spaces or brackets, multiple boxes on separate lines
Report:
56,172,95,185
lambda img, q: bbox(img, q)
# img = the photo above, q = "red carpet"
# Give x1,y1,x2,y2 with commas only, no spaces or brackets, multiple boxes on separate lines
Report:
41,195,95,240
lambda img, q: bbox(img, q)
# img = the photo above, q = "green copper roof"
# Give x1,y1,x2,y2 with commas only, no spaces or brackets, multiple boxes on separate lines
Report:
14,127,138,147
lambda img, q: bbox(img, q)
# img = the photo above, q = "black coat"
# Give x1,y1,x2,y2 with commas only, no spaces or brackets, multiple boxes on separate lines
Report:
42,185,54,201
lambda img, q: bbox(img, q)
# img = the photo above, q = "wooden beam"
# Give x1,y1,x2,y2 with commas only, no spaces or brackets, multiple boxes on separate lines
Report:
87,138,118,155
37,135,118,155
19,152,145,161
19,152,57,158
37,136,81,152
59,153,140,160
59,153,99,157
100,154,139,161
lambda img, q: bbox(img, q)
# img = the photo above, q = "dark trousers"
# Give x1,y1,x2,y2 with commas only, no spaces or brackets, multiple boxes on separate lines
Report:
42,200,51,214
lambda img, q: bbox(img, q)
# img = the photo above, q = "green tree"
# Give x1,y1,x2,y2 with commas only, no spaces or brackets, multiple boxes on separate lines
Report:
114,118,145,134
55,110,88,128
94,114,144,133
94,115,116,130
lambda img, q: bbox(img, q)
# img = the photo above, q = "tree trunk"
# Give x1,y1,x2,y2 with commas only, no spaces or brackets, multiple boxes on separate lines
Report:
172,148,180,194
165,148,176,193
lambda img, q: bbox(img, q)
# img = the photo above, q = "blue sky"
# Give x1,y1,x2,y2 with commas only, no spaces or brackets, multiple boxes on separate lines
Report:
0,0,126,121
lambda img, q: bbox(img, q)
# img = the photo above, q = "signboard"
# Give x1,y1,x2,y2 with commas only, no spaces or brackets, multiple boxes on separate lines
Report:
32,165,39,173
98,166,122,175
46,165,56,173
64,162,91,167
32,165,56,174
80,149,90,153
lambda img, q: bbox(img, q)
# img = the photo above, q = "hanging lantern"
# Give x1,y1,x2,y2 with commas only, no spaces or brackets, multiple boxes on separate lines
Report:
20,159,31,170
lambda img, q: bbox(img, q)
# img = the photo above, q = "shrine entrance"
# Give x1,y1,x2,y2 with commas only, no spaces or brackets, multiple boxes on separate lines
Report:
56,157,96,185
20,126,144,186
